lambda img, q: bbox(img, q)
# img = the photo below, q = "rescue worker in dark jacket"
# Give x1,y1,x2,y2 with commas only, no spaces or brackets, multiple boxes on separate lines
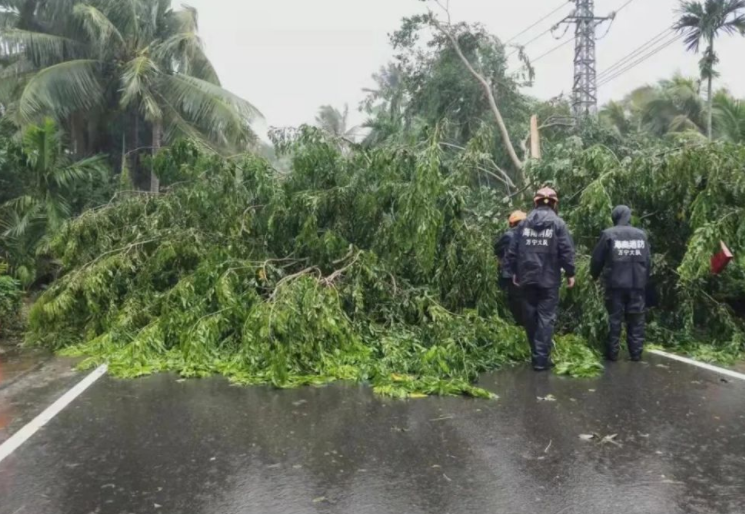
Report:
504,188,576,371
590,205,652,362
495,210,527,326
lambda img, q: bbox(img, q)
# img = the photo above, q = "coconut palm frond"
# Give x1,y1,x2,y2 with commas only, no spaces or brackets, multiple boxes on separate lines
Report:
18,59,103,123
0,29,84,65
73,4,125,52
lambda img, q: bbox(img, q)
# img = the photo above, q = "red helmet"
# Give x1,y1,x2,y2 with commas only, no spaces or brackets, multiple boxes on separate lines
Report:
534,187,559,207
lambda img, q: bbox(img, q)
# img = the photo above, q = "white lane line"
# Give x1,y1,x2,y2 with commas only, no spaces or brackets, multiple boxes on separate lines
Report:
650,350,745,382
0,364,107,464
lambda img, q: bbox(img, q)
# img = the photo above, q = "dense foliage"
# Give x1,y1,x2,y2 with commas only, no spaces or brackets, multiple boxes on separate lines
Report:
0,262,22,336
0,0,261,188
25,132,609,397
25,123,745,395
531,134,745,361
361,17,532,177
2,1,744,396
599,75,745,141
0,119,110,283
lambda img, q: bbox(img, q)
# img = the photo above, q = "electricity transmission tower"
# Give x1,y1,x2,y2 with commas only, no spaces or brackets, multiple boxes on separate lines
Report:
559,1,615,117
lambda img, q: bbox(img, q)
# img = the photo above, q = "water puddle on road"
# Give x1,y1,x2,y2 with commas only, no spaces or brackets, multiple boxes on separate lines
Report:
0,347,51,389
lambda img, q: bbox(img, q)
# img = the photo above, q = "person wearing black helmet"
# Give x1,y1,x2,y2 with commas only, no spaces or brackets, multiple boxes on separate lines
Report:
504,188,576,371
591,205,652,362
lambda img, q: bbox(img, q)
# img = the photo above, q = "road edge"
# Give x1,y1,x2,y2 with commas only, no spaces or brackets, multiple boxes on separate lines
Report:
649,349,745,382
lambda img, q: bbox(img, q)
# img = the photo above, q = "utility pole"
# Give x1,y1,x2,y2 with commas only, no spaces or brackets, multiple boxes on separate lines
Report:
559,1,615,117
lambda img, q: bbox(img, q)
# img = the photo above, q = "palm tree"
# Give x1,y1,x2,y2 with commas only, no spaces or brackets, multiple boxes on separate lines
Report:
599,100,634,136
1,118,108,255
641,75,707,136
362,64,405,119
675,0,745,139
712,89,745,142
315,104,359,141
361,64,408,147
0,0,262,191
599,76,707,138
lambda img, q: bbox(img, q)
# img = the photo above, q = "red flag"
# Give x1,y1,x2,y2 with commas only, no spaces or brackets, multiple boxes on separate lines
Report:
711,241,734,275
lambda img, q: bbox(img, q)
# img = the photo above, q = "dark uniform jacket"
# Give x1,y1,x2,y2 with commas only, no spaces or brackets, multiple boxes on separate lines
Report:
494,228,517,281
590,205,651,290
504,206,576,289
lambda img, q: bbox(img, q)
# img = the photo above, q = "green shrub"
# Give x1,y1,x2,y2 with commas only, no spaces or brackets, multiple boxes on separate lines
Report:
0,264,22,337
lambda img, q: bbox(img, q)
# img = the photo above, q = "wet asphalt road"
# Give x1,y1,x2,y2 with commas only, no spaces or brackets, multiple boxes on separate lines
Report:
0,354,79,444
1,356,744,514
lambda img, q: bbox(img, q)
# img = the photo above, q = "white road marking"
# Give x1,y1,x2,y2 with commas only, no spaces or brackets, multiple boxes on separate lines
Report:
650,350,745,382
0,364,107,464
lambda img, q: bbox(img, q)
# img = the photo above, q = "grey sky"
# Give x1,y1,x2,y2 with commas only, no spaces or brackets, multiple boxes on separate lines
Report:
188,0,745,133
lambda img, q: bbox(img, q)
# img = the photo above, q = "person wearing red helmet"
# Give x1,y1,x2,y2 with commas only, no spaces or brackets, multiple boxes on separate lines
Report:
495,210,527,326
504,187,576,371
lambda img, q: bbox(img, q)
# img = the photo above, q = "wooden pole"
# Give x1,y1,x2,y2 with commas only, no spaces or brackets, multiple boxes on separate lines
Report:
530,115,541,160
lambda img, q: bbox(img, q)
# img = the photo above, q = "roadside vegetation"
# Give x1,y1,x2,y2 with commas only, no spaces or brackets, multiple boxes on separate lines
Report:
0,0,743,396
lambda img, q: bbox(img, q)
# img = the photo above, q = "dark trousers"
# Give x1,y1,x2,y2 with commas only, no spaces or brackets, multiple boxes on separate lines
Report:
522,286,559,369
499,277,524,327
507,282,524,327
605,289,646,359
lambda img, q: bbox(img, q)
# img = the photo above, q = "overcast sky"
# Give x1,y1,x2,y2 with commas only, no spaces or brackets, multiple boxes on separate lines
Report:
187,0,745,134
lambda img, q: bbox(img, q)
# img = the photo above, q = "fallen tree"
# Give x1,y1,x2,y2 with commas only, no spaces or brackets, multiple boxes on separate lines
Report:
25,129,604,397
26,128,745,396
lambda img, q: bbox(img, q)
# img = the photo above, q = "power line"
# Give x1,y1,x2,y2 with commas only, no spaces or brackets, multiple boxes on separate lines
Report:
505,1,572,44
532,36,576,63
507,25,561,57
598,32,681,86
597,33,683,88
596,27,674,81
595,0,640,42
614,0,639,13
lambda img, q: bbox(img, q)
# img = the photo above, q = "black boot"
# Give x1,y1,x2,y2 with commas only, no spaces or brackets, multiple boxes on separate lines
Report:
533,359,555,372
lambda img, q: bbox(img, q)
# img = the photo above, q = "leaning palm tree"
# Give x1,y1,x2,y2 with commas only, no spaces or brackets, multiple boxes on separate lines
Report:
675,0,745,139
0,0,262,191
1,118,108,256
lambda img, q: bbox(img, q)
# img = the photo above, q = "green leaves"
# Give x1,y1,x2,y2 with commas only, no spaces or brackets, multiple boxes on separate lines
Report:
1,119,110,272
533,138,745,359
119,55,161,121
18,59,103,123
160,74,261,149
3,0,262,159
553,335,604,378
0,268,22,335
73,4,125,54
0,29,83,67
29,127,745,397
25,135,551,397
